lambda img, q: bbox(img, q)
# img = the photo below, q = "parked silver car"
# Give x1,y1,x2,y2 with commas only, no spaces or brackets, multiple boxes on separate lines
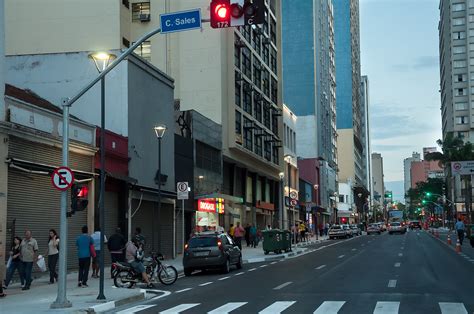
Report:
329,225,350,239
350,224,362,236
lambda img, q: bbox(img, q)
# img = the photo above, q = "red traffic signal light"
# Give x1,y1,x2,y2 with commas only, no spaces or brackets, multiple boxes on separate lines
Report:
211,0,265,29
211,0,230,28
70,184,89,214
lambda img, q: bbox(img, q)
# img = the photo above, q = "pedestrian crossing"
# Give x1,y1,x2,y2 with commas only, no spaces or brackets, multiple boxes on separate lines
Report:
122,301,469,314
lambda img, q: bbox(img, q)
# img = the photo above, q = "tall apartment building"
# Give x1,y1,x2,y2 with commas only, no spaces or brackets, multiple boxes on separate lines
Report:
439,0,474,141
371,152,384,205
360,75,372,202
281,0,338,212
334,0,364,191
403,152,421,203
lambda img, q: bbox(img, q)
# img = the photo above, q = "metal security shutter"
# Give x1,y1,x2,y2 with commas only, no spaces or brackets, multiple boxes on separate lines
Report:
159,204,173,258
103,191,119,265
6,171,87,271
131,199,154,252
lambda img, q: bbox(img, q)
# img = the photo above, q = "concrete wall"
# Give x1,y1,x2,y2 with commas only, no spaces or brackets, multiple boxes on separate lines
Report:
296,115,318,158
127,56,175,192
337,128,355,182
5,0,122,55
338,180,354,212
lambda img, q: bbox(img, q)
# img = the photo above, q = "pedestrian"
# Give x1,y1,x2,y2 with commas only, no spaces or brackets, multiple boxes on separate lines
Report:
76,225,94,287
249,224,257,248
291,223,298,244
134,227,146,247
46,229,59,284
233,222,245,250
20,230,38,291
299,221,306,242
228,224,235,239
319,223,324,237
455,218,466,245
244,223,251,247
91,228,107,278
324,223,329,236
4,236,23,289
108,227,126,273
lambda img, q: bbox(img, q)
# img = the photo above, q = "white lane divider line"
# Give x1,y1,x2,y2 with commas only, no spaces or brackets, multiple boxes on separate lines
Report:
248,268,257,272
273,281,293,290
199,282,213,287
394,262,401,267
175,288,192,293
235,272,245,276
260,264,268,268
259,301,296,314
351,248,357,251
338,255,345,259
314,301,346,314
315,265,326,270
398,253,403,257
160,303,200,314
208,302,248,314
373,301,400,314
388,279,397,288
439,302,468,314
218,276,230,281
116,305,156,314
271,261,278,264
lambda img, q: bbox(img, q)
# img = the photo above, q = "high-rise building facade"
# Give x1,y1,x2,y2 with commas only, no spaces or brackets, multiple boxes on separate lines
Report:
360,75,372,200
281,0,337,211
439,0,474,141
371,152,384,205
403,152,421,203
334,0,364,189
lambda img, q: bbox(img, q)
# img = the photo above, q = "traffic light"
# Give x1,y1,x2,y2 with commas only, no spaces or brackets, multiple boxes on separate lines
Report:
71,184,89,214
210,0,265,29
422,200,427,205
425,192,432,197
384,192,392,198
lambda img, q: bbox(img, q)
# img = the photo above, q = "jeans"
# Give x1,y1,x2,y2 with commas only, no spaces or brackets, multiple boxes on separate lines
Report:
78,257,91,284
250,235,257,248
21,261,33,288
234,237,243,250
4,260,23,287
457,229,465,245
48,253,59,283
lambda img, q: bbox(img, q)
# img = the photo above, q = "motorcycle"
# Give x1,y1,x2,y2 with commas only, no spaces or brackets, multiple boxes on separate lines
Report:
113,252,178,288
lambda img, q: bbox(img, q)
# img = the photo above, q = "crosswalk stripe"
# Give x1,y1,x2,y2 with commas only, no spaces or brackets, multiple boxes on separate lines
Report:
373,301,400,314
208,302,248,314
314,301,346,314
439,302,468,314
258,301,296,314
160,304,200,314
116,305,156,314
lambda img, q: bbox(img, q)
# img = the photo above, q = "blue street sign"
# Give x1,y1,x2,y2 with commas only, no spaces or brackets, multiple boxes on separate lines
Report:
160,9,202,34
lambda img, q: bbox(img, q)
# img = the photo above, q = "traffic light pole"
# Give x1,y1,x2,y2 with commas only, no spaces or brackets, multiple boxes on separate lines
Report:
51,100,72,309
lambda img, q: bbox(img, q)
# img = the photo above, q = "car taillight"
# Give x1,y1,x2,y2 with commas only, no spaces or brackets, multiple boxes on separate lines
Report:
217,240,223,251
184,243,189,251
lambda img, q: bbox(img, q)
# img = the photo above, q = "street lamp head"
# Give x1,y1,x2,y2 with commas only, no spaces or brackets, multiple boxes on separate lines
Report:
198,175,204,180
284,154,293,163
358,193,362,198
89,52,116,73
314,184,319,190
154,124,167,139
279,172,284,180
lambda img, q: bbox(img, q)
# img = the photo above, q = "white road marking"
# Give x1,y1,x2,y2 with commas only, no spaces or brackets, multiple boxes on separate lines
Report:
260,264,268,268
160,303,200,314
373,301,400,314
314,301,346,314
315,265,326,270
439,302,468,314
208,302,248,314
394,262,401,267
338,255,345,258
398,253,403,257
273,281,293,290
175,288,192,293
248,268,257,271
235,272,244,276
271,261,278,264
259,301,296,314
351,248,357,251
199,282,213,287
388,280,397,288
116,305,156,314
218,276,230,281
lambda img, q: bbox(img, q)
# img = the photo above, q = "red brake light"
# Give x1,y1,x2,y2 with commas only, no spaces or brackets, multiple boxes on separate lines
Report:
217,240,223,250
215,4,228,19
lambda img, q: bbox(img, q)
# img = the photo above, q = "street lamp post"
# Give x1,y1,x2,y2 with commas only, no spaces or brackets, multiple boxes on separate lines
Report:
89,51,116,301
279,172,284,230
284,155,293,229
154,125,167,253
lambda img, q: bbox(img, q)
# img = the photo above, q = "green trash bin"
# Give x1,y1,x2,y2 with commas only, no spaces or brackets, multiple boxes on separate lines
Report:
262,230,292,255
280,230,292,253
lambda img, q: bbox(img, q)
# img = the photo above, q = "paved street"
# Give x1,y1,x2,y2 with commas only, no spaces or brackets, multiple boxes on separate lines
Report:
110,230,474,314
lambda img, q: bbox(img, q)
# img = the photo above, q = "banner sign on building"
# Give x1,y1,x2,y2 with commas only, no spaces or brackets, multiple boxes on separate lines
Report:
198,198,225,214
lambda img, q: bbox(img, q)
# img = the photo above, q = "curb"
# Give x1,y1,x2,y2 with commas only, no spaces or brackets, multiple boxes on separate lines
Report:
84,292,145,313
242,247,308,264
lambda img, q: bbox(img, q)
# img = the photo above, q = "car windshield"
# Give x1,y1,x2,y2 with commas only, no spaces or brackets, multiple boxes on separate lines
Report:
330,226,342,230
188,237,218,248
391,223,401,226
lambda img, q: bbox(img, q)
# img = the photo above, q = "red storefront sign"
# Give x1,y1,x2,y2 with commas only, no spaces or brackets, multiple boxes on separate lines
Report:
198,198,225,214
256,201,275,211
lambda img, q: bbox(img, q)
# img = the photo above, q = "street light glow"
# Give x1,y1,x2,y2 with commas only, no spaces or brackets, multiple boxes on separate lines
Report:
154,124,167,139
89,52,116,73
279,172,284,179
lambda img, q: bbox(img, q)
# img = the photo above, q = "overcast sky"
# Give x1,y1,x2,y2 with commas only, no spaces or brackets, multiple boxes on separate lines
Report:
360,0,442,186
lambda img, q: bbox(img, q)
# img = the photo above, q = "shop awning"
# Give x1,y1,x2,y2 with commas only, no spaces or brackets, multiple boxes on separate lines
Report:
195,193,244,204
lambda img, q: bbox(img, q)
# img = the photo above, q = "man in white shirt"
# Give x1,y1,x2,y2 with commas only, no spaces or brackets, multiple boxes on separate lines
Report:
91,228,107,278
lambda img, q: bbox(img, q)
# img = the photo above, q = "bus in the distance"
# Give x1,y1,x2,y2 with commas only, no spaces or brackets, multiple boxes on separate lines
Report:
388,210,404,224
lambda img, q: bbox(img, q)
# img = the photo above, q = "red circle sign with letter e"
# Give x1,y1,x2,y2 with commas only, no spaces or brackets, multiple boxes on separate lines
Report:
51,166,75,191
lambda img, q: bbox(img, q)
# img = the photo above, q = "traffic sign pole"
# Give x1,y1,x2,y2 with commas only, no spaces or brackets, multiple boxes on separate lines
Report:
51,100,72,309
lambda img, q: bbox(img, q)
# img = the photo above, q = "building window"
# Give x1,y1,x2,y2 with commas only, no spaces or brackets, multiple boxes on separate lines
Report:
454,60,467,68
271,77,278,103
271,112,278,135
235,47,241,69
243,118,253,150
270,18,277,44
471,86,474,94
196,141,221,174
241,25,251,43
456,116,468,124
453,17,466,26
254,94,262,122
270,47,277,74
253,30,261,55
264,141,271,161
455,88,466,96
263,104,271,129
263,10,269,35
455,74,467,82
235,110,242,135
133,41,151,61
263,45,269,65
235,81,241,107
122,37,130,48
132,2,151,22
262,69,270,96
253,63,261,89
339,195,344,203
470,15,474,22
458,131,469,138
453,3,466,11
470,0,474,8
453,46,466,54
243,88,252,114
272,146,279,165
455,102,468,110
242,48,252,78
255,135,263,156
454,31,466,39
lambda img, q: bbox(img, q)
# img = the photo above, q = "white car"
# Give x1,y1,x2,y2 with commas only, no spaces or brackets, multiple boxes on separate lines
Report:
328,225,350,239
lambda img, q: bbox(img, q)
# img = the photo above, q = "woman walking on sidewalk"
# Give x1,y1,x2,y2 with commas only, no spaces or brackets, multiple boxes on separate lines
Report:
46,229,59,284
4,237,23,289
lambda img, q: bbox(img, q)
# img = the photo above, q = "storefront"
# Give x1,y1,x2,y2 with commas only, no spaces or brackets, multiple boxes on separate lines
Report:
255,201,275,229
195,198,225,232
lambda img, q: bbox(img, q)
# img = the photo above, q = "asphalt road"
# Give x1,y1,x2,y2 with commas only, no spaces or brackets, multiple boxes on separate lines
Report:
111,230,474,314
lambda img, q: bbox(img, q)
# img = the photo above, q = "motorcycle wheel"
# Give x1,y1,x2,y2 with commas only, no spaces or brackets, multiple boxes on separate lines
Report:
158,265,178,285
114,270,134,288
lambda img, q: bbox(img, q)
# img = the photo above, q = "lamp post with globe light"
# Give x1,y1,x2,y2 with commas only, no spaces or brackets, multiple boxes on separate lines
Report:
153,125,167,253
